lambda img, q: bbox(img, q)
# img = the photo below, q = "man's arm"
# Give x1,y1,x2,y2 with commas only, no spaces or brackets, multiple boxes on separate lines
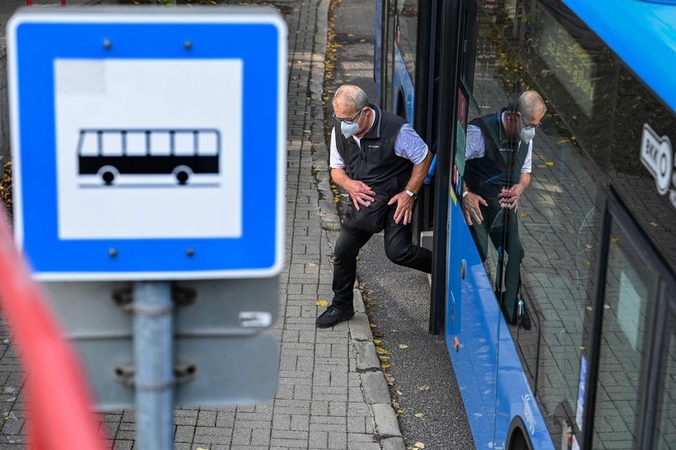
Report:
461,125,489,226
329,128,375,211
388,151,433,225
331,168,375,211
461,181,488,226
499,172,530,209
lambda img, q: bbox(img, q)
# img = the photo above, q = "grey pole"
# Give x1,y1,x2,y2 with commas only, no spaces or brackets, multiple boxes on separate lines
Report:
133,281,174,450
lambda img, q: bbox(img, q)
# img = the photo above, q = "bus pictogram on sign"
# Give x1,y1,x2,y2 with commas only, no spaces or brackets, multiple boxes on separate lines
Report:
77,128,221,186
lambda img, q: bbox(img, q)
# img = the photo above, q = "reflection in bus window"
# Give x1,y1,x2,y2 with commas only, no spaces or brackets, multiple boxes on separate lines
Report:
468,8,606,444
593,221,652,448
656,306,676,449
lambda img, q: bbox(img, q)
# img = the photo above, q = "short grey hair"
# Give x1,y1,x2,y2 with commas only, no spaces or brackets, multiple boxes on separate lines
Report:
517,90,547,117
333,85,369,112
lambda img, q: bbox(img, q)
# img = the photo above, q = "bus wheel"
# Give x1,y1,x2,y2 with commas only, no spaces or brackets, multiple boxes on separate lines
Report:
97,166,119,186
508,429,530,450
173,166,193,185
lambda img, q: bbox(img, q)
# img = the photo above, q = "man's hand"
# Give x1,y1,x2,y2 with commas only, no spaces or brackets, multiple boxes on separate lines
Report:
462,192,488,226
498,183,525,209
345,179,376,211
388,192,415,225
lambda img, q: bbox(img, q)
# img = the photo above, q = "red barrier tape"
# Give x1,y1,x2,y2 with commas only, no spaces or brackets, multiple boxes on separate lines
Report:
0,210,107,449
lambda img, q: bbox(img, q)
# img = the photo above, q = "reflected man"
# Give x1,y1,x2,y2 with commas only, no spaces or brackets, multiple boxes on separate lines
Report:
461,90,546,327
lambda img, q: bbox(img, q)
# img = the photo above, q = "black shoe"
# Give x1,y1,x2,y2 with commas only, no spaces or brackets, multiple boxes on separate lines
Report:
316,304,355,328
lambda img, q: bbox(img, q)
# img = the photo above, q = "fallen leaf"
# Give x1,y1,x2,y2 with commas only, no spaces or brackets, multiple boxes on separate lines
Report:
315,300,329,307
414,442,426,449
369,323,378,328
395,389,404,396
373,338,382,345
545,161,554,167
375,346,388,355
419,385,430,391
415,413,424,418
398,344,408,349
381,363,390,370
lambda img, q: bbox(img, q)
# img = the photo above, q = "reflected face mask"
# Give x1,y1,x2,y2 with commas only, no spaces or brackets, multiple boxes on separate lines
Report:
520,126,536,144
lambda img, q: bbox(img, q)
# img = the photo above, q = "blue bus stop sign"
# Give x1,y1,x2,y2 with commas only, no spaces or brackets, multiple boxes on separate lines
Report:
8,7,287,281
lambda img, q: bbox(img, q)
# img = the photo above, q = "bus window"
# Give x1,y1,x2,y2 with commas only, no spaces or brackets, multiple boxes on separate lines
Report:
592,219,653,448
463,1,614,445
150,131,171,156
101,131,123,157
396,0,418,68
380,0,418,118
197,131,219,156
77,131,98,156
174,131,194,156
125,131,146,156
656,304,676,449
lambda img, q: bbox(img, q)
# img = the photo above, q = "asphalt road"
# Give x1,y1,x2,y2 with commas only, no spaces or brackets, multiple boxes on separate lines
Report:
326,0,476,449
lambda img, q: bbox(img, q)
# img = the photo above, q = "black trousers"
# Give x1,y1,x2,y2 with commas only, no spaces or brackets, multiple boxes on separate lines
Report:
331,204,433,310
470,205,524,321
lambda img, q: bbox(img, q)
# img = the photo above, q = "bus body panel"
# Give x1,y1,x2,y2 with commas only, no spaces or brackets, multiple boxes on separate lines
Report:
78,155,220,176
447,197,554,449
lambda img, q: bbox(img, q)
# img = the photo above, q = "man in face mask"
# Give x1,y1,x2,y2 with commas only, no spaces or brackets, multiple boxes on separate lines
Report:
316,84,433,329
461,90,547,329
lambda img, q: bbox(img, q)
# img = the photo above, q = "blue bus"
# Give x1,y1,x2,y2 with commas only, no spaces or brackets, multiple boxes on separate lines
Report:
376,0,676,448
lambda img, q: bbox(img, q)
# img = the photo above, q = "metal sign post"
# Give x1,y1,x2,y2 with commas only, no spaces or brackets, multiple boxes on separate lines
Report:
133,282,173,450
8,7,287,448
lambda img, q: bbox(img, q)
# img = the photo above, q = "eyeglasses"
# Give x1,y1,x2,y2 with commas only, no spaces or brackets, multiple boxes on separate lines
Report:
519,112,541,130
332,107,365,124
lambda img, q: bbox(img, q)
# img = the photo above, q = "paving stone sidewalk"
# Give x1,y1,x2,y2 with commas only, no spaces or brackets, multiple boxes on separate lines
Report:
0,0,404,448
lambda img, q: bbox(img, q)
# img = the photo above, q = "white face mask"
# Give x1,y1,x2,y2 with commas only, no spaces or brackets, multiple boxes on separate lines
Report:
341,121,361,139
520,126,536,144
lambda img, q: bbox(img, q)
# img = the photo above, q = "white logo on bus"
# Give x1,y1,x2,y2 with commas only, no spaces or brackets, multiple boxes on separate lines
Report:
522,394,536,435
640,123,673,195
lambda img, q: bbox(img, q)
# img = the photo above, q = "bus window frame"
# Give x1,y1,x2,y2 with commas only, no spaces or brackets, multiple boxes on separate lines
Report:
583,185,676,450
